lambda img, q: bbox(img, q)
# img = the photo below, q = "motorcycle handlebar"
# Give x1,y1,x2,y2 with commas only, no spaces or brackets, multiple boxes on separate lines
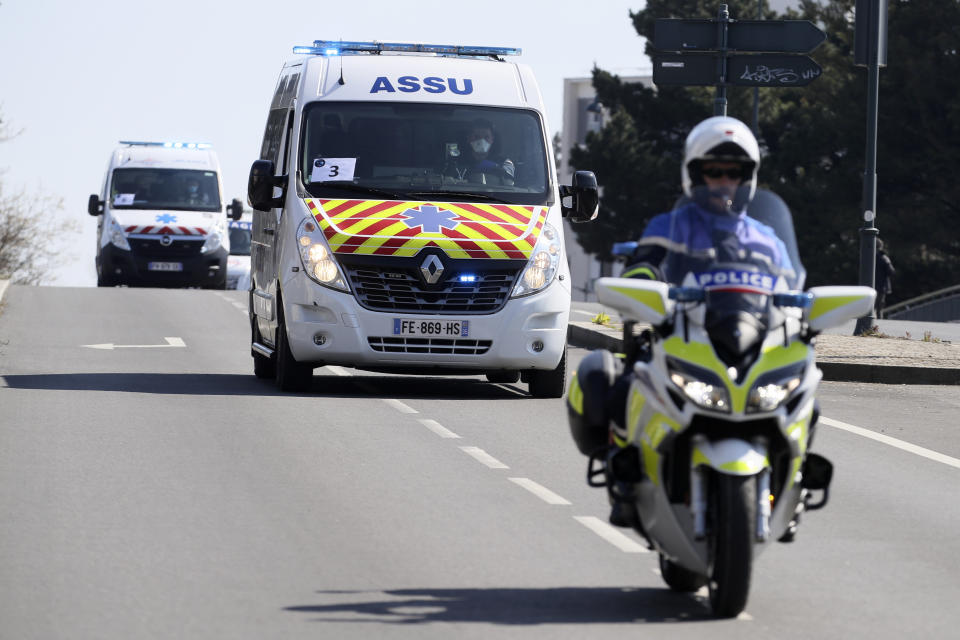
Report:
667,287,813,309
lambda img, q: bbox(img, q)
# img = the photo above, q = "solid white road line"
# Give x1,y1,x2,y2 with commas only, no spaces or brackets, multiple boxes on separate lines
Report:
574,516,649,553
326,366,350,376
509,478,571,505
419,418,460,438
459,446,509,469
821,416,960,469
384,399,418,414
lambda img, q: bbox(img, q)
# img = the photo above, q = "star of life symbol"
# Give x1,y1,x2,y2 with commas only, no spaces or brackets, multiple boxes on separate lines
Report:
400,205,459,233
156,213,177,224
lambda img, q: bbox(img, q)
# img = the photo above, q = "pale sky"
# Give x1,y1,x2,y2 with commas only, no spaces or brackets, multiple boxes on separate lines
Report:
0,0,650,286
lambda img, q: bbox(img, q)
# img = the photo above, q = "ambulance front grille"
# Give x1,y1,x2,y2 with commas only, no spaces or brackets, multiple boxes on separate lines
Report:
344,264,520,314
367,337,493,355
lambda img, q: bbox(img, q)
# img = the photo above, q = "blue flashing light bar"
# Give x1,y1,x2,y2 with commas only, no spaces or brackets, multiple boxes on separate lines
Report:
293,40,521,58
119,140,212,149
458,274,477,283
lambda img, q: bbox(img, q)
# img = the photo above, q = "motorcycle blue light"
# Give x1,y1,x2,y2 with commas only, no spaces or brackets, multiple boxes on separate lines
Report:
773,292,813,309
669,286,705,302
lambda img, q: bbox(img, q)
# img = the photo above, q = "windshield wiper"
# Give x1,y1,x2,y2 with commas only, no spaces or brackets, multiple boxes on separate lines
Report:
313,181,405,200
406,190,510,203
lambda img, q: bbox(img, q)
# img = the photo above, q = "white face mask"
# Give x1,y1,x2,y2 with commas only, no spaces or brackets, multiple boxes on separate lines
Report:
471,138,492,154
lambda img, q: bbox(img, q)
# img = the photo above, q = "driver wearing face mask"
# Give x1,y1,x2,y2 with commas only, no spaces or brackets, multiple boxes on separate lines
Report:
455,118,515,185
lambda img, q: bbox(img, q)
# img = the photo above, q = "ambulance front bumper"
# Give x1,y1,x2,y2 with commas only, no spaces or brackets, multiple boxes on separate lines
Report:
281,271,570,372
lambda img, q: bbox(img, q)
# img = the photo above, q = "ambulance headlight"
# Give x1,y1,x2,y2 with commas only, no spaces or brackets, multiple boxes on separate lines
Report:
512,222,561,297
747,364,805,413
108,218,130,251
667,358,731,413
298,218,348,291
200,231,222,254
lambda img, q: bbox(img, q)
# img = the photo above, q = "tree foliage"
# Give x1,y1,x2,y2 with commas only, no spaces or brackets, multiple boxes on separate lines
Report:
0,112,72,285
570,0,960,302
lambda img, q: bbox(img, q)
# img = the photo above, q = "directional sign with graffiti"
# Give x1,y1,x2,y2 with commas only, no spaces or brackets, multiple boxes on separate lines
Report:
652,15,827,93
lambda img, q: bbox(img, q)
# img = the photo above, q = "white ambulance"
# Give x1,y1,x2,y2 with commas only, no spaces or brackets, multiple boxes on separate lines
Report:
89,141,244,288
247,41,598,396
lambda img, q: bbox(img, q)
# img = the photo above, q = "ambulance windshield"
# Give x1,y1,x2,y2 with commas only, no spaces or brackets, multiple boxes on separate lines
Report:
300,103,550,205
110,168,222,212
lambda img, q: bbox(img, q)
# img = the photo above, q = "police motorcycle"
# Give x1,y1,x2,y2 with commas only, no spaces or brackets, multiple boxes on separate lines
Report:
566,189,875,617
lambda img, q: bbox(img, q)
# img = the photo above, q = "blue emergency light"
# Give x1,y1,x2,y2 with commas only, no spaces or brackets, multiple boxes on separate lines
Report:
458,274,477,283
119,140,212,149
293,40,521,58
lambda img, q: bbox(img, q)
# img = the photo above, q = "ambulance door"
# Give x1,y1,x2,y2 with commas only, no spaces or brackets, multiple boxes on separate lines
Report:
252,68,299,344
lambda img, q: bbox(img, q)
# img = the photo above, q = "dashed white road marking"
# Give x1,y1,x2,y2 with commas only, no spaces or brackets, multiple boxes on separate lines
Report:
459,447,509,469
509,478,571,505
419,418,460,438
326,366,350,377
821,416,960,469
384,399,418,414
573,516,649,553
232,302,246,310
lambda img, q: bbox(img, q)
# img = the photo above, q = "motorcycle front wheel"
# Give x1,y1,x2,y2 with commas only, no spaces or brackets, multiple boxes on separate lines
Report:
708,473,756,618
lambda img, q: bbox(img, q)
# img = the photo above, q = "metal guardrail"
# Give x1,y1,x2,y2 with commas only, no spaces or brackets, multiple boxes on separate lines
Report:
884,284,960,321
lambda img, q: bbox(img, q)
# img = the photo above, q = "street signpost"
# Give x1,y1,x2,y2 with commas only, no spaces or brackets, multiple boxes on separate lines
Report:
652,5,827,114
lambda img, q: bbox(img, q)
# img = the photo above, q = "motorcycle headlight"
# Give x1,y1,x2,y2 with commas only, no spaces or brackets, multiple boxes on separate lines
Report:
298,218,348,291
512,222,561,297
747,364,804,413
667,358,731,413
107,218,130,251
200,230,222,254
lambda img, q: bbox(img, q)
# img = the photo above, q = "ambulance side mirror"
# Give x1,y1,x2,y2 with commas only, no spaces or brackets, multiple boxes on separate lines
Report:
88,194,103,216
560,171,599,223
227,198,244,220
248,160,285,211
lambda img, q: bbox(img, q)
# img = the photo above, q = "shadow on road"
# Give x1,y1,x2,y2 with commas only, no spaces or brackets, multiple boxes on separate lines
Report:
0,372,531,400
284,586,714,625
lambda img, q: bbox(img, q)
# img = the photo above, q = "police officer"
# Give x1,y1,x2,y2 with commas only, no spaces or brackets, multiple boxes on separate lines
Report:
624,115,793,283
599,116,800,531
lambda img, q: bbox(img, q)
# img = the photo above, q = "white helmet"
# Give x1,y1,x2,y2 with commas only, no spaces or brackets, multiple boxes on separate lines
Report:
681,116,760,214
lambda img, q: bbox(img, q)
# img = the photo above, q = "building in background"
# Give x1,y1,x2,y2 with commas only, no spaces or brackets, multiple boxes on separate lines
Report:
559,72,652,301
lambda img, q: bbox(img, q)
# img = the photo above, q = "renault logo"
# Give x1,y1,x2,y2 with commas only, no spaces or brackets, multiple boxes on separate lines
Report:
420,254,445,285
160,235,173,246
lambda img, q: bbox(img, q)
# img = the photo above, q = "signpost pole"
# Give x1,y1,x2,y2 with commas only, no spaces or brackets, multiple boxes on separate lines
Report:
714,4,730,116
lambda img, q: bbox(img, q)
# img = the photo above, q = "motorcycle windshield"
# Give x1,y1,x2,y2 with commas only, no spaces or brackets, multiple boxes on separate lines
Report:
657,189,806,367
659,189,805,292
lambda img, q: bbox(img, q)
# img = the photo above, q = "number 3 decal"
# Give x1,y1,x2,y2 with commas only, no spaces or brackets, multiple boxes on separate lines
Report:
310,157,356,182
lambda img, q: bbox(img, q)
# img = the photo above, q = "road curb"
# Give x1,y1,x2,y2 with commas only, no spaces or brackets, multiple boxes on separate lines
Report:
567,322,960,385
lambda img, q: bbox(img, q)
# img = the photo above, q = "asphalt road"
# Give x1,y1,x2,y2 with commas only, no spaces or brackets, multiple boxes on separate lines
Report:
1,286,958,639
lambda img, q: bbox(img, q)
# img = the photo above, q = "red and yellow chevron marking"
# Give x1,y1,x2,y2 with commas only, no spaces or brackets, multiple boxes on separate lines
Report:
123,225,207,235
305,199,547,259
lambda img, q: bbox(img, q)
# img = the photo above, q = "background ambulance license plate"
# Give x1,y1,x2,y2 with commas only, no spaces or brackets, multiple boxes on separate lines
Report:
147,262,183,272
394,318,469,337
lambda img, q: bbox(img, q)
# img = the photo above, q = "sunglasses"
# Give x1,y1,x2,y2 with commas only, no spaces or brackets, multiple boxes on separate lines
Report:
701,166,744,179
